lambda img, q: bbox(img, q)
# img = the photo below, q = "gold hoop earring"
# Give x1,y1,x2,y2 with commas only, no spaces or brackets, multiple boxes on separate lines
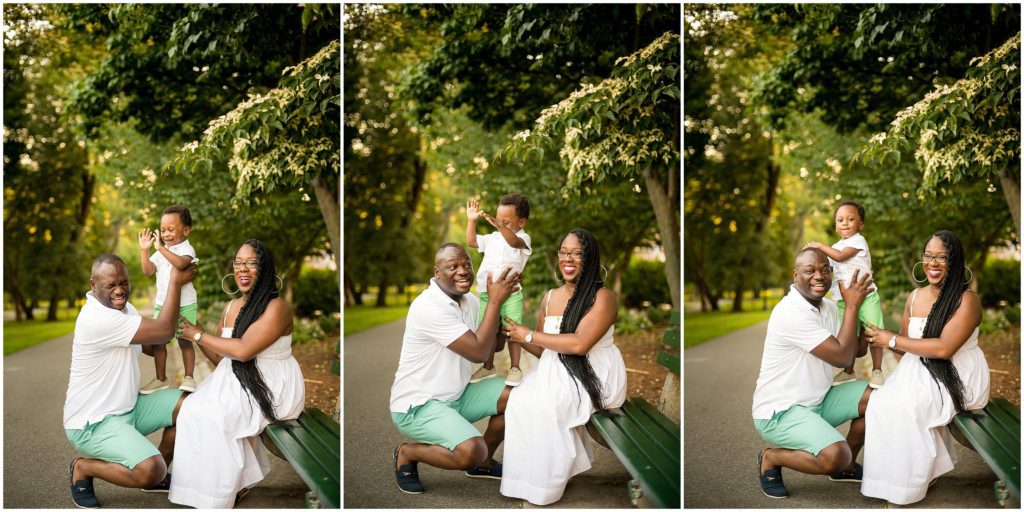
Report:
221,274,240,295
275,274,284,293
552,267,564,284
600,265,609,282
964,265,973,285
911,262,927,283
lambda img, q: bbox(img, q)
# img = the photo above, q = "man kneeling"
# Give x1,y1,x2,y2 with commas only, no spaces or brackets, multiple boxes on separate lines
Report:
752,248,874,498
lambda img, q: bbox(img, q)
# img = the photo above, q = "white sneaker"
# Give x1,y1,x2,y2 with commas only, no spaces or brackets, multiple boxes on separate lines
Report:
832,371,856,387
869,369,885,389
140,378,169,395
179,376,197,392
505,367,524,387
470,366,497,383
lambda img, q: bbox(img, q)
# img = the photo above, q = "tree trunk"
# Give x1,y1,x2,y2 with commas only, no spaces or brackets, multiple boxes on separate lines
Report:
312,175,341,272
47,287,60,322
732,282,744,313
376,280,388,307
643,167,680,310
998,167,1020,235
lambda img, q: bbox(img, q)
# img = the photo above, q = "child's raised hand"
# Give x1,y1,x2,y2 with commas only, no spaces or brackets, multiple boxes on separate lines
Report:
138,230,155,250
153,232,163,250
467,199,481,221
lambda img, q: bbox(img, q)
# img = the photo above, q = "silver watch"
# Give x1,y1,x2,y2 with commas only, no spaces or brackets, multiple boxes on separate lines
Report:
525,330,534,344
193,331,204,344
888,333,897,349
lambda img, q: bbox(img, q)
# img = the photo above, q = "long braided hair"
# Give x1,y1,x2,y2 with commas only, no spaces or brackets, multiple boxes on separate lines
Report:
232,239,284,425
919,230,972,415
557,229,612,416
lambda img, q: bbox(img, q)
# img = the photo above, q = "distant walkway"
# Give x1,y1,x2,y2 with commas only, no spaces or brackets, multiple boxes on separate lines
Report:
343,317,634,508
3,332,307,508
684,320,1001,508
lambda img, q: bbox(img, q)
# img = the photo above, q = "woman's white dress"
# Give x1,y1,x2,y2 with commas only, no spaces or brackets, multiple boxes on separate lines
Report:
169,328,305,508
500,300,627,505
861,290,990,505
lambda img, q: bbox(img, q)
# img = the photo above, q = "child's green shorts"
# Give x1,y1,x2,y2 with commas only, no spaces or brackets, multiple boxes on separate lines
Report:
391,377,506,451
836,290,883,334
153,302,198,341
478,290,523,327
753,380,869,456
65,389,183,469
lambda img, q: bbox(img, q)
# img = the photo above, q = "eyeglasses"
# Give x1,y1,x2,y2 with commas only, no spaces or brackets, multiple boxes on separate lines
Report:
232,259,259,270
795,266,834,276
922,254,948,264
557,250,584,261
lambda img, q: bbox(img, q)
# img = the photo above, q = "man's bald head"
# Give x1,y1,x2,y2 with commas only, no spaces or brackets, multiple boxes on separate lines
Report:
91,253,127,279
795,247,828,268
435,243,469,266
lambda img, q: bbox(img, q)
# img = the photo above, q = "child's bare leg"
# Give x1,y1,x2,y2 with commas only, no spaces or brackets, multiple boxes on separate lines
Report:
154,343,168,381
179,339,195,377
508,337,521,369
870,345,883,372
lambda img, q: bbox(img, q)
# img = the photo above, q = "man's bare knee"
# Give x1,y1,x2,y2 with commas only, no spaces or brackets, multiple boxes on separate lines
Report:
133,456,167,487
817,442,851,474
452,437,488,469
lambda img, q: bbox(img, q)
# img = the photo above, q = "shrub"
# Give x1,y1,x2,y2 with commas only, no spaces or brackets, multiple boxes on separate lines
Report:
293,268,340,318
621,259,671,308
616,307,652,334
978,258,1020,308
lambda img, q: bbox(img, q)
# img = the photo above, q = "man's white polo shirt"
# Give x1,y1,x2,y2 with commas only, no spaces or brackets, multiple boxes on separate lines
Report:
63,292,143,429
389,278,480,414
751,285,840,420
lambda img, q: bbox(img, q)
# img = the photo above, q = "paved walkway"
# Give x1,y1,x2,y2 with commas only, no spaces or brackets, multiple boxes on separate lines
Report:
684,320,1001,508
3,331,308,508
343,318,634,508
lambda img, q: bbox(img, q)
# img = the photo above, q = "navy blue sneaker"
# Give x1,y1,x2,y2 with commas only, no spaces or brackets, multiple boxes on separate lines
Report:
69,458,100,508
757,449,789,499
465,459,502,479
141,473,170,493
829,462,863,482
393,444,424,494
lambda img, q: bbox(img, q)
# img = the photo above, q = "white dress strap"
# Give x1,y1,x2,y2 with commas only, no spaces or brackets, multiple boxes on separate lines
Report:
544,289,553,317
910,288,919,314
220,299,235,330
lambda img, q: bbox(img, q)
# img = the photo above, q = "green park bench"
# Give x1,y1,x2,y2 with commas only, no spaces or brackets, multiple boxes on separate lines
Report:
587,311,680,508
950,397,1020,507
262,407,341,509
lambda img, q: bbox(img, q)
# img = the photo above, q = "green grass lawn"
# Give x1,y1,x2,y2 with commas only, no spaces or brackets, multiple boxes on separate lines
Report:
344,305,409,335
684,308,774,348
4,315,78,355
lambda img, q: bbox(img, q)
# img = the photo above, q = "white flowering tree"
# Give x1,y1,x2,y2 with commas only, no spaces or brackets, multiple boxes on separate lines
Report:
857,32,1021,233
169,40,341,270
504,31,681,308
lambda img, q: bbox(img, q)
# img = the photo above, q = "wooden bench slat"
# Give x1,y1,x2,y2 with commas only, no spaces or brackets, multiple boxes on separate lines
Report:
952,398,1021,502
592,399,680,508
655,350,680,375
264,408,340,509
662,329,680,347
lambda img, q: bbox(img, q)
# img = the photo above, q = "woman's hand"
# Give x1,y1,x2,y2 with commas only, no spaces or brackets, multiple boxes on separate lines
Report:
177,316,205,344
502,317,532,344
863,322,894,348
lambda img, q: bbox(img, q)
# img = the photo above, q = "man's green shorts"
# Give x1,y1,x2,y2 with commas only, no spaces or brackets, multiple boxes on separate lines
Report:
153,302,198,341
753,380,869,456
65,389,183,469
391,377,506,451
478,290,523,327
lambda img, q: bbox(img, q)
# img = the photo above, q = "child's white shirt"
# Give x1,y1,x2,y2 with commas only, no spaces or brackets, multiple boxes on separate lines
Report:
151,239,198,307
828,232,878,301
475,229,531,293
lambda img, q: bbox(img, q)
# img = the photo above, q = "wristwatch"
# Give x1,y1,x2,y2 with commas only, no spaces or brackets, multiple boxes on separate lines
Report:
888,333,897,349
525,330,534,344
193,331,204,344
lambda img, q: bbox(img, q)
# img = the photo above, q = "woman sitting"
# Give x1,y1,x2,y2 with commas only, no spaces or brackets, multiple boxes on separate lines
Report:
169,239,305,508
499,228,627,505
860,229,990,505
